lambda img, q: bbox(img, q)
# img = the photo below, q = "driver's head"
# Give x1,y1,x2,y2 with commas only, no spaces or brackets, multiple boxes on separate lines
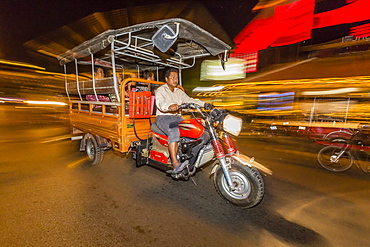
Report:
165,68,179,89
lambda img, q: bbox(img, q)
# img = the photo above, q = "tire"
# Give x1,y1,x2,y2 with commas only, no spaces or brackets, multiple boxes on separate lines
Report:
317,146,353,172
263,130,275,143
213,162,264,208
85,135,104,165
353,148,370,173
328,138,348,144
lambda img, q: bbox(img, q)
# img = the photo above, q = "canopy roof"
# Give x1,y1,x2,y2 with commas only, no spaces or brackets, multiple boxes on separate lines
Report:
57,18,231,69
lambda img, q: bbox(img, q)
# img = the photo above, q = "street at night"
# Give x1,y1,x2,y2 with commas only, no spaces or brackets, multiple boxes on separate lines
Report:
0,116,368,246
1,1,370,246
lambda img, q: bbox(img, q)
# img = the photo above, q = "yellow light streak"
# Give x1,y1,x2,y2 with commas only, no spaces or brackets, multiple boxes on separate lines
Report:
214,102,243,107
67,157,89,169
0,59,45,70
253,0,290,11
25,100,67,106
37,49,58,58
34,70,91,80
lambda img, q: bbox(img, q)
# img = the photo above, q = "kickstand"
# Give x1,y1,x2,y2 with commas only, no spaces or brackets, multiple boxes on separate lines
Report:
190,175,197,185
125,146,132,159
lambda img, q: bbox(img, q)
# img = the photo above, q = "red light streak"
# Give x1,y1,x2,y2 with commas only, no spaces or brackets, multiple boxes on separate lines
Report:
234,0,370,54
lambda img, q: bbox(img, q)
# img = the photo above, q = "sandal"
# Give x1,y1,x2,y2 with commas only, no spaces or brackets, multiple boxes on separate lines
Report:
166,160,189,174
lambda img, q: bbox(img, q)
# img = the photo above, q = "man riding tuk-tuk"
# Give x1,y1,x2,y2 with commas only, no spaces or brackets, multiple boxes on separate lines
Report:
58,18,271,208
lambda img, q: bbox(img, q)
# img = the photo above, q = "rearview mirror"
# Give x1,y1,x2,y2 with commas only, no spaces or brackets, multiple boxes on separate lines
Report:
152,24,178,53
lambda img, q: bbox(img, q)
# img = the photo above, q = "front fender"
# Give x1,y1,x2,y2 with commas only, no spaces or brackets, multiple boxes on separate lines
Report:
209,153,273,176
231,153,273,175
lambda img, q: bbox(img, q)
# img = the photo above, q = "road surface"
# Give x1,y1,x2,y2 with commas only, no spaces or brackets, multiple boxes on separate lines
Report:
0,118,368,246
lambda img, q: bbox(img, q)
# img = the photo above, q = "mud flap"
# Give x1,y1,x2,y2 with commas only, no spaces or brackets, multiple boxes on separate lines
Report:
79,133,108,152
79,133,91,152
133,138,151,167
134,144,145,166
80,138,86,151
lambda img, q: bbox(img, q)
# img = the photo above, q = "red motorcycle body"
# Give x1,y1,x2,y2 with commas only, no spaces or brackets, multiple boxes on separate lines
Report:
179,118,204,139
150,118,205,164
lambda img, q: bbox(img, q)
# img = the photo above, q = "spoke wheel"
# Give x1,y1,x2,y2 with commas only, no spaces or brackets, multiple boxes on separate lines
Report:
354,148,370,173
317,146,353,172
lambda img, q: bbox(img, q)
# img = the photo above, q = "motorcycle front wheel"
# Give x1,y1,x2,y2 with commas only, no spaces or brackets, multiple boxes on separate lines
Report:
213,162,264,208
317,146,353,172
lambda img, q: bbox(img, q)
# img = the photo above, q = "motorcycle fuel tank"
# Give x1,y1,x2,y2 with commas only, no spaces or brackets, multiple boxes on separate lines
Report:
179,118,204,139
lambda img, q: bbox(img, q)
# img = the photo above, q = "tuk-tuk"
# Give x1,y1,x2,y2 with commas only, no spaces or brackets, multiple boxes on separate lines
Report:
58,18,270,208
58,18,231,164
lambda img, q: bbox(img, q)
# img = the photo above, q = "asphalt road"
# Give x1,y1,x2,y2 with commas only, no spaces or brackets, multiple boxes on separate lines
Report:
0,119,369,247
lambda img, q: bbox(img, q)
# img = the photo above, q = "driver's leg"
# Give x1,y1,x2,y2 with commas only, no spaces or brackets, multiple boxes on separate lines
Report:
168,141,180,168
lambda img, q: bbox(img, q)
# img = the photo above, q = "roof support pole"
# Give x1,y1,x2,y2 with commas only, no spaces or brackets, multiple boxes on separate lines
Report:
64,64,70,101
91,53,99,102
75,59,82,101
111,42,120,103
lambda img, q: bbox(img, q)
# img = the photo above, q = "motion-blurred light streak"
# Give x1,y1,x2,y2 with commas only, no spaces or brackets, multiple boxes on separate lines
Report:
25,100,67,106
67,157,89,169
0,59,45,70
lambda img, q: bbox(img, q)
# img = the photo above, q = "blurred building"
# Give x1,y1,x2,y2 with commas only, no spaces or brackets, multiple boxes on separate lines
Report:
0,60,64,99
233,0,370,73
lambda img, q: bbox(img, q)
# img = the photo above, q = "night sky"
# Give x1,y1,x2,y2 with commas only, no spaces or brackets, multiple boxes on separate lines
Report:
0,0,258,63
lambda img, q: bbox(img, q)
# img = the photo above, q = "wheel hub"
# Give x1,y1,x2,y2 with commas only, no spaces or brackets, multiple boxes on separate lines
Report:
222,171,251,199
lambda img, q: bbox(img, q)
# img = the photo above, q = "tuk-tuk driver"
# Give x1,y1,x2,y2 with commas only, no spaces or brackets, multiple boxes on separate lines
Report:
155,68,212,174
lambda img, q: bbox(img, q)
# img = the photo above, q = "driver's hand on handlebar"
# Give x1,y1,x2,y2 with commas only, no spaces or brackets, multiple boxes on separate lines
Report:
204,103,214,110
168,104,179,112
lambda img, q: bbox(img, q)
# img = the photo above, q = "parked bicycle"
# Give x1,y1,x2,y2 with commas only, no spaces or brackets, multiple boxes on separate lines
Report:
317,125,370,173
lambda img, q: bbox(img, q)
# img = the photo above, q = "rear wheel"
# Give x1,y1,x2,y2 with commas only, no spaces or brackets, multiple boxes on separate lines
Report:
353,147,370,173
213,162,264,208
85,135,104,165
317,146,353,172
263,129,274,143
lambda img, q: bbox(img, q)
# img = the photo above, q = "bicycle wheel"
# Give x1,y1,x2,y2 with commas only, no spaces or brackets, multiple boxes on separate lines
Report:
317,146,353,172
353,147,370,173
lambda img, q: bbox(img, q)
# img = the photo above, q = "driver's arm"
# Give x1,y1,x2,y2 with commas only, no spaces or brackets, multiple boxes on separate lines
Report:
179,90,205,107
155,87,176,112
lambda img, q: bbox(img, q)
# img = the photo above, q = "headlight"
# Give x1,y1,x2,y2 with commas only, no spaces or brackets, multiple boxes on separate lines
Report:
223,114,242,136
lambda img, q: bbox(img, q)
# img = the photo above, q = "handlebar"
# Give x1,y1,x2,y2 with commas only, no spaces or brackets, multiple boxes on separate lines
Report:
178,103,202,110
178,103,213,110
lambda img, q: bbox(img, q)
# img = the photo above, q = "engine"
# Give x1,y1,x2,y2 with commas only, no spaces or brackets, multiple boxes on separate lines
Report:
178,137,202,163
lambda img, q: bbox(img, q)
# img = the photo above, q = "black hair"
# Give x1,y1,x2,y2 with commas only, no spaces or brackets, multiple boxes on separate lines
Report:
164,68,178,78
94,66,105,73
143,70,154,79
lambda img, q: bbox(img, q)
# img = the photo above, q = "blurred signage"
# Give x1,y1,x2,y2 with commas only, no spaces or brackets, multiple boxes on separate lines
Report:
257,91,295,111
342,35,370,42
200,58,246,81
235,0,370,53
349,23,370,39
231,52,258,73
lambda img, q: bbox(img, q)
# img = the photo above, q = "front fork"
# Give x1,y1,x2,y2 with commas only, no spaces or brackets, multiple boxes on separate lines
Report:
218,156,235,191
208,118,236,191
